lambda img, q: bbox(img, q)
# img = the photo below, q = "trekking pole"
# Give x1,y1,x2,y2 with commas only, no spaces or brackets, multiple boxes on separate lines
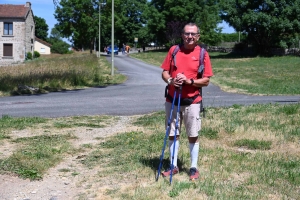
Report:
156,89,177,181
169,85,182,184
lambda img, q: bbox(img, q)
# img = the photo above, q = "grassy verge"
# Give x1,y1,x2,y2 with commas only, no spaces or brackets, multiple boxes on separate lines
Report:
0,103,299,199
0,115,116,180
130,51,300,95
0,52,126,96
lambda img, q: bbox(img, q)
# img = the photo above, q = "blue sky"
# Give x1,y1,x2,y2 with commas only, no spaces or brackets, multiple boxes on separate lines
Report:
3,0,235,36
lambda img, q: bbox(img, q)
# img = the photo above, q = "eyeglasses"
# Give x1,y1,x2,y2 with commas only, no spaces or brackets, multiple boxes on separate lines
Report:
183,32,199,37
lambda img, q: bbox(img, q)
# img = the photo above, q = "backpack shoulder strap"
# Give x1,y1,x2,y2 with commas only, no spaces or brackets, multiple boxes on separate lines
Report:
198,45,206,117
172,44,182,67
198,46,206,77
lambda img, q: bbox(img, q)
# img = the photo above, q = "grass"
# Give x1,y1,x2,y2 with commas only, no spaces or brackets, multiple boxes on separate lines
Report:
130,51,300,95
0,52,126,96
0,51,299,199
0,115,116,180
1,134,75,180
0,103,299,199
92,104,299,199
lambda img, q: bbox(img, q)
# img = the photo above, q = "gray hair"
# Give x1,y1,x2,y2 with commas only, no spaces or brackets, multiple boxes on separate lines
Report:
182,23,200,34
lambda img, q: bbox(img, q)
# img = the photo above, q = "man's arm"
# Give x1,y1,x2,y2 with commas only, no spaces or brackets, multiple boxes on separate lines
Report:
162,70,173,84
189,77,210,87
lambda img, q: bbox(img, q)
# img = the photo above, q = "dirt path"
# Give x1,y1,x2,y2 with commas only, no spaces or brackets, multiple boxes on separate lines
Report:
0,116,143,200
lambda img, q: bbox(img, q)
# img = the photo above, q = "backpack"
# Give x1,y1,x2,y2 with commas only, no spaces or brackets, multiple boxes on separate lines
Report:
170,44,206,117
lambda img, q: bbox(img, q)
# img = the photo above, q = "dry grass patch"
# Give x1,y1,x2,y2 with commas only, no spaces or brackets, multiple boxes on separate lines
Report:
0,104,299,199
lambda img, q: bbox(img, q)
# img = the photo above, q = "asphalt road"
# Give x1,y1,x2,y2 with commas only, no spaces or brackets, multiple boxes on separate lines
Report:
0,54,299,118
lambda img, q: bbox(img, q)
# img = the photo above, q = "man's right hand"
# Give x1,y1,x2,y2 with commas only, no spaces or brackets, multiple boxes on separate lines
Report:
173,77,183,87
173,73,185,87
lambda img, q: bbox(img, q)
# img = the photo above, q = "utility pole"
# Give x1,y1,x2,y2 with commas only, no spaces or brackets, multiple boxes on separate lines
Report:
98,2,100,57
111,0,114,76
98,1,106,58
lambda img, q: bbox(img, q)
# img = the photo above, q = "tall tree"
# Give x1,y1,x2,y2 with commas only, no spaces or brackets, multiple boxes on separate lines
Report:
49,25,63,42
48,26,70,54
54,0,98,53
220,0,300,55
148,0,223,46
112,0,148,47
143,2,166,46
34,16,49,41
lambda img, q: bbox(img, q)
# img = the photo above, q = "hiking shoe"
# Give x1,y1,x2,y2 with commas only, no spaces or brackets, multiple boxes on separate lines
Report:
189,167,199,181
161,166,179,177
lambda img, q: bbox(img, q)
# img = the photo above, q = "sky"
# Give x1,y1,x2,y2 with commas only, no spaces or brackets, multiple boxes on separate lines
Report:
2,0,235,36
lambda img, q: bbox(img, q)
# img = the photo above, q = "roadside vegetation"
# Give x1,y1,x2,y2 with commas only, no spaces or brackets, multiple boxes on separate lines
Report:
130,51,300,95
0,52,299,199
0,52,126,96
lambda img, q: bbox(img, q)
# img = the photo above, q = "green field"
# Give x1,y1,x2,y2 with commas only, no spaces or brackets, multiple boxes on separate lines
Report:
0,52,299,199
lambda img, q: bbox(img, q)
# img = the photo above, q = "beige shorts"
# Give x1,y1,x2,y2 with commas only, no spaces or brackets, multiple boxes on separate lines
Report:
165,102,201,137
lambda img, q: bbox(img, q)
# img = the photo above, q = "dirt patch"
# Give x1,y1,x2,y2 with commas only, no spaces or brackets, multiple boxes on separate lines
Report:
0,115,143,200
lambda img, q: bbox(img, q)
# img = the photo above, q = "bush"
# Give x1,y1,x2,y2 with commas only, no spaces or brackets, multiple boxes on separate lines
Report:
26,52,32,60
51,40,70,54
34,51,40,58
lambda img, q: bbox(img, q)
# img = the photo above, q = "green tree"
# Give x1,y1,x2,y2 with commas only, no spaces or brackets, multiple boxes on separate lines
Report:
51,40,70,54
48,27,70,54
34,16,49,41
111,0,148,48
54,0,98,53
142,2,165,46
48,26,63,42
148,0,223,46
220,0,300,55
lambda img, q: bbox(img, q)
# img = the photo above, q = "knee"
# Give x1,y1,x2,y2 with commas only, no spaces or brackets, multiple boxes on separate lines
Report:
188,136,198,143
169,135,180,141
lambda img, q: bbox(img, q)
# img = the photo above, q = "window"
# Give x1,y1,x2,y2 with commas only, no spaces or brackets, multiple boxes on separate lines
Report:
40,48,45,53
4,22,13,35
3,44,13,56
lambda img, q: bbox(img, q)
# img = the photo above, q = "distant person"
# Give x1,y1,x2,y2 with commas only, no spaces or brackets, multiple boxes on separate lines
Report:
104,46,107,52
125,45,130,54
122,43,126,54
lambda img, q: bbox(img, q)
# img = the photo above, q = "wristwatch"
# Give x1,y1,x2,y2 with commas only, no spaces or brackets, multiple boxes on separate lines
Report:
190,79,194,85
167,77,173,85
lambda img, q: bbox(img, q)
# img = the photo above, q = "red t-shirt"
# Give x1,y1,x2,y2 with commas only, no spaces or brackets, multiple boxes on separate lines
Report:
161,45,213,103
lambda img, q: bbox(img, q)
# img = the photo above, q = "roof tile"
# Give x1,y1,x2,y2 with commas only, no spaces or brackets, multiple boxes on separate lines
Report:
0,4,30,19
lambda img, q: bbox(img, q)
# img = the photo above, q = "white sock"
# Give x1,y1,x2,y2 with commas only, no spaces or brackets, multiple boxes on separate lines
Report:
169,140,179,167
189,142,199,169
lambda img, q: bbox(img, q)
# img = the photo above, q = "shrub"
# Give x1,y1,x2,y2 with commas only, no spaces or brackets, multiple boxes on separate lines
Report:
34,51,40,58
26,52,32,60
51,40,70,54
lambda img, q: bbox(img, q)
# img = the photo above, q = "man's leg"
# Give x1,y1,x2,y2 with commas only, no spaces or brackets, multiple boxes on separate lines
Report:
183,104,201,180
169,135,180,168
162,102,181,177
188,136,199,169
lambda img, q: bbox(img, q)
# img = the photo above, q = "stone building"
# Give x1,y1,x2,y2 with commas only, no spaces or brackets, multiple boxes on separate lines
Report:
0,2,35,66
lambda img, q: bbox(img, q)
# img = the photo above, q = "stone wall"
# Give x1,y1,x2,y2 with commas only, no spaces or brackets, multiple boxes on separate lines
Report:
25,10,35,58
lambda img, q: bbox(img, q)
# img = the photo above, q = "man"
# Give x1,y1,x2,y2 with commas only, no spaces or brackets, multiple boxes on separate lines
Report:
125,45,130,54
122,43,126,54
160,22,213,181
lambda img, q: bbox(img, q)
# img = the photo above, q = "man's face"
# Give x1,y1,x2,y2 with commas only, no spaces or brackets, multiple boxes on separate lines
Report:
181,25,200,47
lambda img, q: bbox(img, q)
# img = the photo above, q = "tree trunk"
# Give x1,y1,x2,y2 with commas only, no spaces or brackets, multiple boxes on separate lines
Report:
90,39,93,54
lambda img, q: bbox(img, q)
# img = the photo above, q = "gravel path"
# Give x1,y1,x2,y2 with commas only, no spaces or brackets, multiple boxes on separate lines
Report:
0,116,142,200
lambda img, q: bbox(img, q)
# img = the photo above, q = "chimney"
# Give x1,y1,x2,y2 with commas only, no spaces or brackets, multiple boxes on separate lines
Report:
26,2,31,7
